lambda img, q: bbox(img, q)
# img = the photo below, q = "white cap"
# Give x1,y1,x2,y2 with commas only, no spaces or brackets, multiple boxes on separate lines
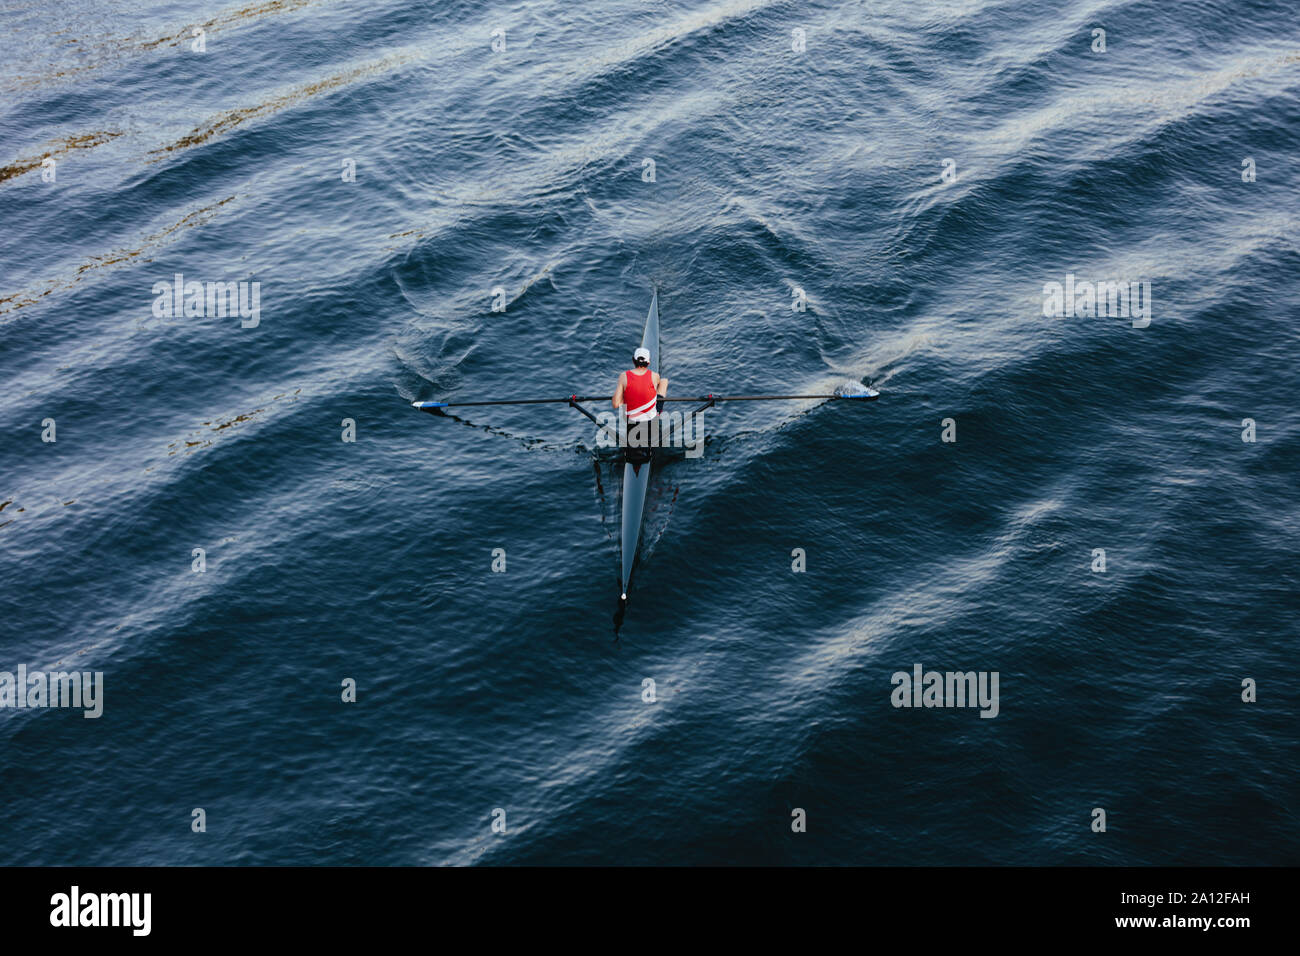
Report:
633,347,651,363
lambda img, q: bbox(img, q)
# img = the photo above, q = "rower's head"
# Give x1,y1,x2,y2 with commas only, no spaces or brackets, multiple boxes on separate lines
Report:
633,347,650,368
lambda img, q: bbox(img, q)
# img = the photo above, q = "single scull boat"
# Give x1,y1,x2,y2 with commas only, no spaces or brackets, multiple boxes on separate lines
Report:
619,291,659,603
412,291,879,611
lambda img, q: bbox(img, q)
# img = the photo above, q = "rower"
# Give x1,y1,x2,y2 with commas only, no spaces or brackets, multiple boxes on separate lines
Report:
612,347,667,453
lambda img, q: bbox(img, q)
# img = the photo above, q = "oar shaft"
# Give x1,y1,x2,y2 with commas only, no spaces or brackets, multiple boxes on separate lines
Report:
413,396,607,408
660,393,876,402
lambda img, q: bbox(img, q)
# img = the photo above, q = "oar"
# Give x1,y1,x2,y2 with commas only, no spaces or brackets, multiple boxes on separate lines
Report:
412,390,878,410
412,396,608,409
661,392,879,403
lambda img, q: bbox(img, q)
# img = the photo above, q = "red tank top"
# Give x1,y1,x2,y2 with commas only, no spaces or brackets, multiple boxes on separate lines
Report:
624,369,657,420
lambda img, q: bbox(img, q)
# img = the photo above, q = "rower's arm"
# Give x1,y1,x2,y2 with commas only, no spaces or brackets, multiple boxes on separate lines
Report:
655,373,668,397
611,373,625,410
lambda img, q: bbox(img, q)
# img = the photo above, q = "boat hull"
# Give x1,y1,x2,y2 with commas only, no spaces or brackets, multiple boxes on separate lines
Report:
620,292,660,597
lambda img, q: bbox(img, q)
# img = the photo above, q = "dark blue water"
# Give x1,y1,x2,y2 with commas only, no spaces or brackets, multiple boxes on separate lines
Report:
2,0,1298,865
